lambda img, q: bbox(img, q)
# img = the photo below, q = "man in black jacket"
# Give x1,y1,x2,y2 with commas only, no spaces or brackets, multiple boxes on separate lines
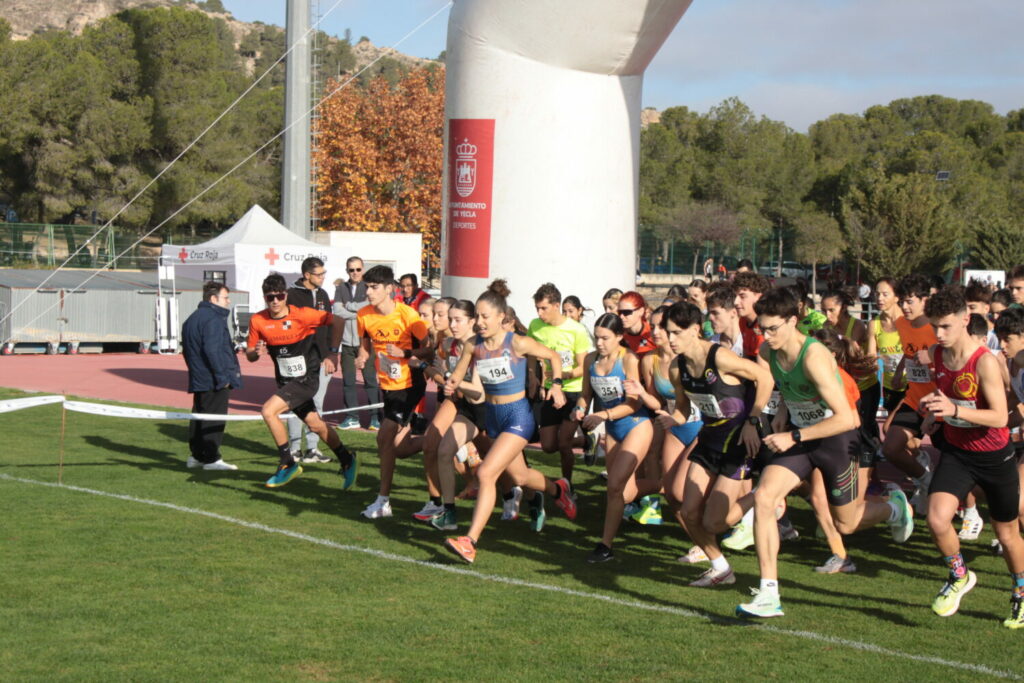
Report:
286,257,336,463
333,256,381,430
182,281,243,470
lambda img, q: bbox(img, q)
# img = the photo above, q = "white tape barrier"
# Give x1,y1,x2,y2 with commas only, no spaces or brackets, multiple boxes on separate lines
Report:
0,395,382,422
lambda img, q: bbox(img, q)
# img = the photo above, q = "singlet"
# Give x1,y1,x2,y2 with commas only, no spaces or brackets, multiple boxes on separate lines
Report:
839,316,878,391
473,332,527,396
894,316,938,410
739,317,763,360
357,301,429,391
677,344,751,452
872,317,904,391
711,332,744,357
1012,363,1024,405
247,306,331,385
624,321,656,357
527,316,593,393
769,337,845,429
934,346,1009,452
591,349,632,412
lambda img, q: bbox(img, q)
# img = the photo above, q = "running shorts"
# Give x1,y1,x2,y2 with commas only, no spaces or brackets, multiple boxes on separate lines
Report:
485,398,535,439
930,442,1020,522
689,440,751,481
538,391,581,428
276,375,320,421
769,429,859,506
383,385,425,426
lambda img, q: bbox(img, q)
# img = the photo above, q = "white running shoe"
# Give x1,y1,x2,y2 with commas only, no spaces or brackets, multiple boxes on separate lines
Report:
815,554,857,574
689,566,736,587
302,448,332,464
362,497,393,519
412,501,444,521
501,486,523,521
186,456,203,469
455,445,469,463
958,516,984,541
677,546,710,564
202,459,238,471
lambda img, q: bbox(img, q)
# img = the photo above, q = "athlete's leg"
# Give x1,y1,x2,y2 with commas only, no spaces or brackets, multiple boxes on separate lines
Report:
882,424,926,479
422,401,457,500
753,464,803,581
438,418,478,505
680,463,716,556
927,491,962,557
809,469,847,557
556,419,579,483
704,475,754,536
601,421,654,547
260,395,292,449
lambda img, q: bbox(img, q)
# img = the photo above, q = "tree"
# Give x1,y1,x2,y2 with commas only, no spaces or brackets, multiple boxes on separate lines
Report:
794,210,844,295
315,66,444,265
654,200,743,275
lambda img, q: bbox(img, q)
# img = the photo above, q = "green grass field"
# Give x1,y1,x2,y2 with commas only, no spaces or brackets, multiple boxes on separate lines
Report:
1,386,1021,681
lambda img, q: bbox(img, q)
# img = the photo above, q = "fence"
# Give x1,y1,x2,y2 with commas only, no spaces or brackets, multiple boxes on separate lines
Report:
637,229,775,276
0,223,159,270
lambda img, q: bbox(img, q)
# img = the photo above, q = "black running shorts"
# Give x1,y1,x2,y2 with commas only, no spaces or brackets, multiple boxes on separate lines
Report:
769,429,859,506
930,443,1021,522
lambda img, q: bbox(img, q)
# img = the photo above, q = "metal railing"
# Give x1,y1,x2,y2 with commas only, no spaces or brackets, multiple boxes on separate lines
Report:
0,223,158,270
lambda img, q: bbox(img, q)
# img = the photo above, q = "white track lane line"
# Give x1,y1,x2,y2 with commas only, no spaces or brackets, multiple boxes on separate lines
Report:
1,473,1019,680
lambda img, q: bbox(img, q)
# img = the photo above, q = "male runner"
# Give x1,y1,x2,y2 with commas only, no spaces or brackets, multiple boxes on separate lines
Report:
920,287,1024,628
1008,265,1024,308
735,288,912,618
246,274,357,489
356,265,430,519
528,283,593,485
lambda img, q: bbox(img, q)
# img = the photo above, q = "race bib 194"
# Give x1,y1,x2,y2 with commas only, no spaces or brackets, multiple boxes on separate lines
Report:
477,355,513,385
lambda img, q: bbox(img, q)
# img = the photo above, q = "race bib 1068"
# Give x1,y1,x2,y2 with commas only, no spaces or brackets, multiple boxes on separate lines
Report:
788,399,833,427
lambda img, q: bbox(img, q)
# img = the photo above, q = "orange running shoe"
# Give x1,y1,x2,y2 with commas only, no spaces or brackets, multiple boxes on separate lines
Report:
444,536,477,564
553,478,577,521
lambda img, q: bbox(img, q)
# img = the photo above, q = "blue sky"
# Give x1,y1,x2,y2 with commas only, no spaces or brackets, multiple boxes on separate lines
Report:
222,0,1023,132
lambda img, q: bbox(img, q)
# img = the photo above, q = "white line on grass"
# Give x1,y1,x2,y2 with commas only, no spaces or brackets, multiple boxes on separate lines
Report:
2,473,1019,680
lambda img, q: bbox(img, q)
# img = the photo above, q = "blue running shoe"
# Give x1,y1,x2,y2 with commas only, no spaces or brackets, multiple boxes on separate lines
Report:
266,462,302,488
337,448,358,491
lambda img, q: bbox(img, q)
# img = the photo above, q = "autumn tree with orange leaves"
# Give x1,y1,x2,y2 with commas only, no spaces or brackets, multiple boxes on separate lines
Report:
314,66,444,266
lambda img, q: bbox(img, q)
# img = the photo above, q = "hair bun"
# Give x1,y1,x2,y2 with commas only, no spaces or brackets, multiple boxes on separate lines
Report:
487,279,510,299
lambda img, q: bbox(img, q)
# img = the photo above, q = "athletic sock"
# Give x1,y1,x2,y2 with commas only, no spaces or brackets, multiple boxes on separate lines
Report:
1012,571,1024,600
963,505,981,521
277,444,294,467
740,505,755,527
431,496,442,506
331,443,353,469
887,500,901,522
944,552,968,581
710,555,730,572
759,578,779,595
502,490,516,501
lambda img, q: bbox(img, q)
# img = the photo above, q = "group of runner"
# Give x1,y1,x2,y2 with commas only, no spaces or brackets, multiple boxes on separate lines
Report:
242,262,1024,629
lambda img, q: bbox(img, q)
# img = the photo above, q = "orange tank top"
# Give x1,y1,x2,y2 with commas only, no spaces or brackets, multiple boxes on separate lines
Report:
894,316,937,410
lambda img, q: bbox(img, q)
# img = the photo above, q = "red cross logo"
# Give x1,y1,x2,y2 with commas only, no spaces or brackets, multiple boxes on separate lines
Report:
178,248,188,263
264,247,280,265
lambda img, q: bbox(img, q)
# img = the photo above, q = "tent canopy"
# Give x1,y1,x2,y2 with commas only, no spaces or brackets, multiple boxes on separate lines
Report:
198,205,320,249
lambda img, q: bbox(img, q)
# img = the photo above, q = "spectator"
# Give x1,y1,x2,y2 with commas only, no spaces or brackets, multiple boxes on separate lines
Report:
181,281,242,471
334,257,382,430
395,272,431,309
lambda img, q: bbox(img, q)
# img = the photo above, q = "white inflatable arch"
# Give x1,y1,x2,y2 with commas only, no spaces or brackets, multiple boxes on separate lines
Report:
441,0,692,318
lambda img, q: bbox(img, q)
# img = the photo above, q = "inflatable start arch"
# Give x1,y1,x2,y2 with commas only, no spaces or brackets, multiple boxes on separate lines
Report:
441,0,692,316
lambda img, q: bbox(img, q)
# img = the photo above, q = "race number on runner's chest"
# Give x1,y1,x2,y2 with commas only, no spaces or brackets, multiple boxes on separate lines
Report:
591,375,623,402
277,355,307,378
477,355,513,384
788,399,833,428
377,352,404,380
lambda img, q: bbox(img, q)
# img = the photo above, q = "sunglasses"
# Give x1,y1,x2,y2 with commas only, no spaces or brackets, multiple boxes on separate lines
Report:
348,267,362,273
265,292,286,302
617,308,637,316
308,270,326,277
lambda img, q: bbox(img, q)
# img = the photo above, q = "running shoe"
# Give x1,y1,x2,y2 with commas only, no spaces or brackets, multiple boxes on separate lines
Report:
677,546,709,564
444,536,476,564
992,538,1005,556
202,459,238,471
736,588,784,618
583,432,600,465
958,516,984,541
339,416,361,430
689,566,736,587
887,488,914,543
722,520,754,551
553,478,577,521
455,445,469,463
361,496,393,519
368,415,381,431
778,516,799,541
265,462,302,488
932,571,977,617
1005,596,1024,630
586,542,614,563
528,492,546,532
430,508,457,531
814,554,857,574
337,448,358,491
622,501,641,520
302,448,332,464
413,501,445,521
501,486,523,521
186,456,203,469
632,496,663,525
599,470,608,480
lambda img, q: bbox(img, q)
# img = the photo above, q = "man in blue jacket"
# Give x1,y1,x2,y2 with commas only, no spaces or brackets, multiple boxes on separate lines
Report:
182,281,243,470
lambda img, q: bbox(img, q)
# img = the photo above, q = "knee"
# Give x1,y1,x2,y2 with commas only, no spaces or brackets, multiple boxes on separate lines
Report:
261,405,279,421
833,518,856,535
994,522,1022,546
702,514,728,535
753,487,777,513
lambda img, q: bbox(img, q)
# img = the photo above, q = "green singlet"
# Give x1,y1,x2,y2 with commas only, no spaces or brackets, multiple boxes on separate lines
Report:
527,317,594,393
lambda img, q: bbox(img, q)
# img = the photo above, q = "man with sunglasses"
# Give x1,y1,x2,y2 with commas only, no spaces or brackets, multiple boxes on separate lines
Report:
285,257,335,464
333,256,382,431
246,273,357,489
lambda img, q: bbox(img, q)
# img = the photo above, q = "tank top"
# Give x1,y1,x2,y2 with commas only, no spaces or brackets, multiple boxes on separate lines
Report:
652,353,702,424
839,316,878,391
933,346,1009,451
677,344,751,451
472,332,527,396
623,321,656,357
591,349,630,412
872,317,904,390
894,316,938,410
769,337,844,428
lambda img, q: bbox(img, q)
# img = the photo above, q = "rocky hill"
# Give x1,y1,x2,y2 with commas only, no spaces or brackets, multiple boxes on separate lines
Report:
2,0,430,72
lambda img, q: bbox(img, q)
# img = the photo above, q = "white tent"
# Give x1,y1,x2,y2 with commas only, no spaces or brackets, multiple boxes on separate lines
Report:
161,205,350,302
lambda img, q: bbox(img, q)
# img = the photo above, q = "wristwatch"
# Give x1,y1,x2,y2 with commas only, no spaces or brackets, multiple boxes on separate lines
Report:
329,346,340,353
551,378,564,386
791,429,803,443
747,415,760,427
